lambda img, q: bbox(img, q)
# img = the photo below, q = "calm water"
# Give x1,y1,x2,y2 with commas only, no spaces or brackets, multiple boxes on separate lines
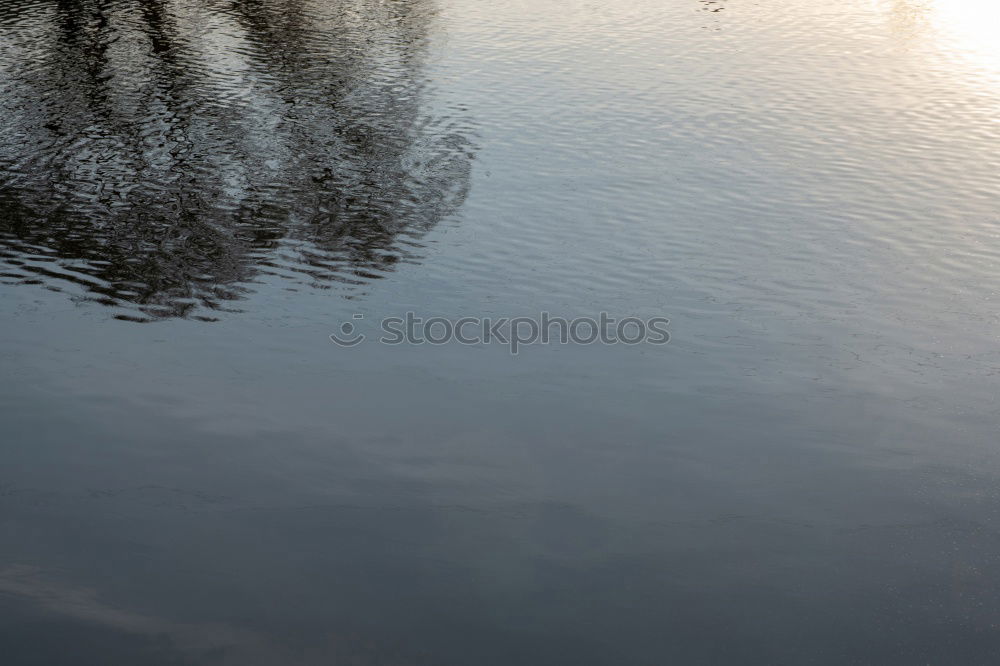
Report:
2,0,1000,663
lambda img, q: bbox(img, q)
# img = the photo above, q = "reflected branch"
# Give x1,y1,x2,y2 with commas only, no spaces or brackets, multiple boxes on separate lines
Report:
0,0,474,321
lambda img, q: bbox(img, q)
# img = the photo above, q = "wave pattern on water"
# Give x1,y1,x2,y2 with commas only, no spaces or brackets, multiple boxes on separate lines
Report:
0,0,475,321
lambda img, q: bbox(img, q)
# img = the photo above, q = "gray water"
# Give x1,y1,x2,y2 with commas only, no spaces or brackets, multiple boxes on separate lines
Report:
2,0,1000,663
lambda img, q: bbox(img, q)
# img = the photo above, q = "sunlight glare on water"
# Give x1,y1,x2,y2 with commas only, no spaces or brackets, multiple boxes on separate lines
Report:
914,0,1000,77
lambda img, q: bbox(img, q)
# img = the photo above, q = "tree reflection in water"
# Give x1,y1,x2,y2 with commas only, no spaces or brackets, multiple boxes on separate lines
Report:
0,0,474,320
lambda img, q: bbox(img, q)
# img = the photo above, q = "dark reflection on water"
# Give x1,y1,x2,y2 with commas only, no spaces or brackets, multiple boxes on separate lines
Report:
0,0,474,320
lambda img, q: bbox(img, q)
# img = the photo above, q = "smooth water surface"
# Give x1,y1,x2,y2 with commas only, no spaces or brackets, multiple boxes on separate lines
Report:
2,0,999,663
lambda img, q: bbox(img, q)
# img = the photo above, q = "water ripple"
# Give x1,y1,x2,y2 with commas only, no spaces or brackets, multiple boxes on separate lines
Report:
0,0,475,321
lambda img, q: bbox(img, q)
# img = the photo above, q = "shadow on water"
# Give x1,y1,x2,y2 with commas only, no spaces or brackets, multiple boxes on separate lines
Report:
0,0,475,321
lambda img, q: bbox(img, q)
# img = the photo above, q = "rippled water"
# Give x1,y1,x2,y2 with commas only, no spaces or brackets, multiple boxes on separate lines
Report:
0,0,473,319
2,0,1000,664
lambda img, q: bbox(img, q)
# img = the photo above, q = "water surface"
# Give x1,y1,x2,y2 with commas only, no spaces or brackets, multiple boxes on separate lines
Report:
2,0,1000,663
